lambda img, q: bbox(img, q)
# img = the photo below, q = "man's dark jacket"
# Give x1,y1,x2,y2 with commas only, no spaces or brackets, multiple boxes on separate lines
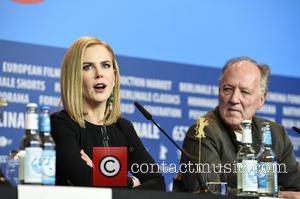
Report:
174,108,300,192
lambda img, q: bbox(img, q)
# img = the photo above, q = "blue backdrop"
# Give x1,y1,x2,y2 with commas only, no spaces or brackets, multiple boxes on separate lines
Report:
1,40,300,191
1,1,300,78
1,0,300,191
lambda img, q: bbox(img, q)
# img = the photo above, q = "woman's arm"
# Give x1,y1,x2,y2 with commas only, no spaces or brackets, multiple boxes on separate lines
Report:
51,111,92,186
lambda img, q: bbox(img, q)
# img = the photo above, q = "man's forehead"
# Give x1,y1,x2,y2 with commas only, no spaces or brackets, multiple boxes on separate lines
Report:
229,60,258,70
223,60,260,77
221,62,261,87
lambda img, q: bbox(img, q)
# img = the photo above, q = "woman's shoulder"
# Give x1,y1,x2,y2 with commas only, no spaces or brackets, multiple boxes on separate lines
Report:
114,117,135,135
116,117,133,126
50,109,81,137
51,109,77,125
51,109,69,119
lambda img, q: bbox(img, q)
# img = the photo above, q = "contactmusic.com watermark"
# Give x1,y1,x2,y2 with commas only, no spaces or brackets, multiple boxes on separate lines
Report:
130,161,287,175
93,147,127,186
92,147,287,186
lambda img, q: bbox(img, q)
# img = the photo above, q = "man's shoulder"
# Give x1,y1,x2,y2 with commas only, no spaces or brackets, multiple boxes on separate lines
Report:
253,116,286,138
202,110,224,131
187,110,225,138
253,116,284,130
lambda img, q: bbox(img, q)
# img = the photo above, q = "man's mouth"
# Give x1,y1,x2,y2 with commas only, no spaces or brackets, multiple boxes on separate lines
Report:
228,108,241,113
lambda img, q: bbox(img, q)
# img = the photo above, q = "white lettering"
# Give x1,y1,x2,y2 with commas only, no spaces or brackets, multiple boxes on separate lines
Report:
188,109,207,120
172,126,188,141
54,82,61,93
2,61,42,76
146,79,172,90
121,90,152,102
266,92,300,105
187,96,218,108
281,118,300,129
257,104,276,115
267,92,287,103
2,61,58,78
290,136,300,151
179,82,218,96
0,91,29,104
0,76,16,88
282,106,300,117
132,122,160,139
0,111,24,128
152,93,180,105
16,78,45,91
43,66,60,78
120,103,135,114
39,95,60,107
144,105,182,118
287,94,300,105
120,76,145,88
120,76,172,90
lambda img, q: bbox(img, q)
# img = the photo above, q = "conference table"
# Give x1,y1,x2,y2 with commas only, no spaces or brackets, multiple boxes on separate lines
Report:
0,185,266,199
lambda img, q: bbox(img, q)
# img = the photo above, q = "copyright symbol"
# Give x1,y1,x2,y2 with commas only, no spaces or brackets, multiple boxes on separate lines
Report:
99,155,121,177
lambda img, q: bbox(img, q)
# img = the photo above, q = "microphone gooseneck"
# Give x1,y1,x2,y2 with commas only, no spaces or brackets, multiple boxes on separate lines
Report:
134,101,208,192
134,102,152,120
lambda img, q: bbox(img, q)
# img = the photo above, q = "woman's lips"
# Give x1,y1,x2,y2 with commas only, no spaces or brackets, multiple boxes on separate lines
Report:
93,83,106,92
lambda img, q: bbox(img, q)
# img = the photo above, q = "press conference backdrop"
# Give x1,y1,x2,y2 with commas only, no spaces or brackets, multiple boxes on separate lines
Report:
1,40,300,191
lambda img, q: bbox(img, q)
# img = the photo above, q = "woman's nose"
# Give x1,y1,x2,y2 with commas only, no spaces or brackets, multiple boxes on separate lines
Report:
95,74,103,79
95,67,103,79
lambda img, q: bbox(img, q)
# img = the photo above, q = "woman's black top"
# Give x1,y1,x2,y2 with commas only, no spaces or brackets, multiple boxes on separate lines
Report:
51,110,165,190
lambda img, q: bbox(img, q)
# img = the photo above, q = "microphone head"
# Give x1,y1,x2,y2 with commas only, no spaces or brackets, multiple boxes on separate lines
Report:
292,126,300,134
134,102,152,120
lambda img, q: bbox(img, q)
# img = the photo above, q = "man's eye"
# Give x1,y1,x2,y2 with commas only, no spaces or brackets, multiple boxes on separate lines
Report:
223,87,232,92
242,90,251,95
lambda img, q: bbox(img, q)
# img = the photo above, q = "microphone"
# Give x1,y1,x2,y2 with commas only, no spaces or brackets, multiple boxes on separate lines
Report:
134,102,208,192
134,102,152,120
292,126,300,134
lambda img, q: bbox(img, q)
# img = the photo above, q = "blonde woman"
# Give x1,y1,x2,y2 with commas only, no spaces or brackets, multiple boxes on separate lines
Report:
51,37,165,190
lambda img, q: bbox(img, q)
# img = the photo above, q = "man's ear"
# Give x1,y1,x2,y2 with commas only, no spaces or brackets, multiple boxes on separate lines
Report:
258,92,267,109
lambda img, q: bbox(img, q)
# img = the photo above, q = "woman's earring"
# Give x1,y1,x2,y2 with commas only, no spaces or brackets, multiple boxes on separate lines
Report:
108,96,114,111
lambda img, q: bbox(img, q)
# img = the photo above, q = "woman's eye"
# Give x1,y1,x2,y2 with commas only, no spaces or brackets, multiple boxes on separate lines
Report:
102,63,111,69
83,64,93,71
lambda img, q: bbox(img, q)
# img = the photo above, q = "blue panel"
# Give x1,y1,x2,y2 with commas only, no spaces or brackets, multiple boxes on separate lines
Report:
1,40,300,190
1,1,300,77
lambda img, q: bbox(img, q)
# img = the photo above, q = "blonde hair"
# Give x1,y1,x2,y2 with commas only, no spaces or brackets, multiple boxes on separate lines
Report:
219,56,270,94
60,36,121,128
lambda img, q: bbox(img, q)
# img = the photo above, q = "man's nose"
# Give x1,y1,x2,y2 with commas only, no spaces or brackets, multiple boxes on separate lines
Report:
229,89,240,104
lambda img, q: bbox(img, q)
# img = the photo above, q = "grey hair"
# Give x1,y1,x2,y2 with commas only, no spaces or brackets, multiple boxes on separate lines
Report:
218,56,270,94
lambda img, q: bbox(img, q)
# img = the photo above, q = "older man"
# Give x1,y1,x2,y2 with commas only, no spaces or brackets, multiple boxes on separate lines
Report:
173,57,300,198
